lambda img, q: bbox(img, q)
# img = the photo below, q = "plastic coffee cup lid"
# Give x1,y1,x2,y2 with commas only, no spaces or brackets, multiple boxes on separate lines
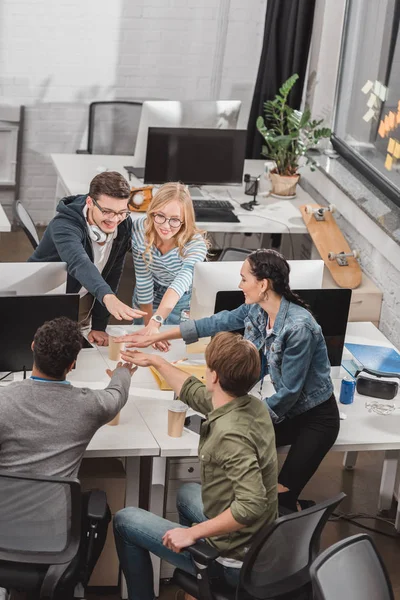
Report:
169,400,188,413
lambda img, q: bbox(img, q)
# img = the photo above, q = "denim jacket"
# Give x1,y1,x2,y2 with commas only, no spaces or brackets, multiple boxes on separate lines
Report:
180,297,334,423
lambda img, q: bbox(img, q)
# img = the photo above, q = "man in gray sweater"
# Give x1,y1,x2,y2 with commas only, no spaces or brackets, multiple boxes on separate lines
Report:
0,316,136,588
0,316,135,477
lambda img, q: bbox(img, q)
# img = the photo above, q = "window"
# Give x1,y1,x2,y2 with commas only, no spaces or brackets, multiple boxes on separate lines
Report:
333,0,400,205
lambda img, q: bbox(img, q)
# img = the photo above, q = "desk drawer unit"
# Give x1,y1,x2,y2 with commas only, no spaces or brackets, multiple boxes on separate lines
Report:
160,458,200,580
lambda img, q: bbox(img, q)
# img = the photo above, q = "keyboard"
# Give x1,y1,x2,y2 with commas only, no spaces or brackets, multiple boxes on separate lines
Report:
192,199,235,211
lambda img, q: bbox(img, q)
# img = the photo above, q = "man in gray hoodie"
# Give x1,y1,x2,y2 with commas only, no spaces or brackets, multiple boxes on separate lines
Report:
28,171,145,346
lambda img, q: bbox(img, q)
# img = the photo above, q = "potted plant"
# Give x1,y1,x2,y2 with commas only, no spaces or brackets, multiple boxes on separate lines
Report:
256,73,331,198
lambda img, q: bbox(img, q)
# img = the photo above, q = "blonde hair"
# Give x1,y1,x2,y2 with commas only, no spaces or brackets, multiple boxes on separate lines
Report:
143,182,208,262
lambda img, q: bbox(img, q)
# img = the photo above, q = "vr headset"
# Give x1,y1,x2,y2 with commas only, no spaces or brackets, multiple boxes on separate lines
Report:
355,367,400,400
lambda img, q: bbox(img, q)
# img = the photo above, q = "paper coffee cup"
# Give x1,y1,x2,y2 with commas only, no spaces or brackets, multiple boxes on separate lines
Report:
107,326,127,361
167,401,188,438
107,412,120,426
108,337,123,361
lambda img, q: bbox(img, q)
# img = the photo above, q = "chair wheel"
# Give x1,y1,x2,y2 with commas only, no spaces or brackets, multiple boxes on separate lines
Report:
328,204,336,213
304,205,313,214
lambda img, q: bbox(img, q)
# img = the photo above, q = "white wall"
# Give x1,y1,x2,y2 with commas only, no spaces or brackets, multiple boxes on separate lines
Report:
0,0,267,223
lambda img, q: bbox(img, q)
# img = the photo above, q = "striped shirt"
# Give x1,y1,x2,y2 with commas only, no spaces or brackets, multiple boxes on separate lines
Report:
131,216,207,304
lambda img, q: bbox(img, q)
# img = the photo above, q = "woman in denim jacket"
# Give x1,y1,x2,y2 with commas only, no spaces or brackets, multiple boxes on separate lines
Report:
119,249,340,512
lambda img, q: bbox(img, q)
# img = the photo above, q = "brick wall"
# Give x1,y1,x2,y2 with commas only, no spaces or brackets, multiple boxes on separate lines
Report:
0,0,267,223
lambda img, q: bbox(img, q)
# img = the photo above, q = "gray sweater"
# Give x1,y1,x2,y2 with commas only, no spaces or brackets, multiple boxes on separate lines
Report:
0,368,131,478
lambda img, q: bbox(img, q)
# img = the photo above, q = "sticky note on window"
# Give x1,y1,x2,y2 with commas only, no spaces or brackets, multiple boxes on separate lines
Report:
367,94,378,108
362,80,373,94
393,142,400,159
378,121,386,137
377,83,388,102
385,154,393,170
397,111,400,125
389,112,396,128
363,108,375,122
388,138,396,154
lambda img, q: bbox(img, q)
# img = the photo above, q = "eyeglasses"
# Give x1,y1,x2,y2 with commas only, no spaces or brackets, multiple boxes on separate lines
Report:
153,213,183,229
92,197,131,219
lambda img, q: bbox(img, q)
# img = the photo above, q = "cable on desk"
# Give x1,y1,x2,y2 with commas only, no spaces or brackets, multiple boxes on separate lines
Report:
0,372,12,381
235,212,296,261
207,187,296,260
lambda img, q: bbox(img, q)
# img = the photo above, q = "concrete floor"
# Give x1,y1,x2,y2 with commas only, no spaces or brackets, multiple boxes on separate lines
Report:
2,228,400,598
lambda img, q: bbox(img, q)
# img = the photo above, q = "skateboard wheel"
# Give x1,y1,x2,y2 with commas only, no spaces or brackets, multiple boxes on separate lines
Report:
352,250,360,259
304,205,314,214
328,204,336,213
328,252,336,261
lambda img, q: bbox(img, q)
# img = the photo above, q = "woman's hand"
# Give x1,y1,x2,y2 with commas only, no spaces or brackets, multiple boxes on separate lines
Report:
120,349,164,369
113,332,155,347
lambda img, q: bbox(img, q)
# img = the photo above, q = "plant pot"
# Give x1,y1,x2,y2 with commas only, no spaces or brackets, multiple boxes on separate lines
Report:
269,171,300,198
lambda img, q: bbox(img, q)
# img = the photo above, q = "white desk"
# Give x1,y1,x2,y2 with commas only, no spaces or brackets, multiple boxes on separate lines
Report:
0,203,11,232
50,153,309,235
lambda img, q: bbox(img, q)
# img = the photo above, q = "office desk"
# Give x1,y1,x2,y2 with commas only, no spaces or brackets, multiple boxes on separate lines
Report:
50,153,309,235
0,202,11,232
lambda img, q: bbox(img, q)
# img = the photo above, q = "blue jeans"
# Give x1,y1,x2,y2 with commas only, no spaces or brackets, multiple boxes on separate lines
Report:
132,283,191,326
113,482,240,600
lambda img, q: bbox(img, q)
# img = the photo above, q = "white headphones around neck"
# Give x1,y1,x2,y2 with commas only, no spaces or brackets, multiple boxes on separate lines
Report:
88,225,108,244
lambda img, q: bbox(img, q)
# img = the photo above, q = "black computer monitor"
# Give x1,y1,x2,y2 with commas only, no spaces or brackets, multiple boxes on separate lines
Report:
0,294,80,373
144,127,247,185
214,289,352,367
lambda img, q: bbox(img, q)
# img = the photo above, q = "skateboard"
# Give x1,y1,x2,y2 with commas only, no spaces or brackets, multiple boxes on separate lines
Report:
300,203,362,289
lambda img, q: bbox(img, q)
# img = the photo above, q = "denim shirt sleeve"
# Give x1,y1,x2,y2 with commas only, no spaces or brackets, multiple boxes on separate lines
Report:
265,325,318,422
180,304,250,344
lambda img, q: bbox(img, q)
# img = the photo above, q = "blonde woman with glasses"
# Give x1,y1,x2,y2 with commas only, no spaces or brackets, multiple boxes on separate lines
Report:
131,182,208,338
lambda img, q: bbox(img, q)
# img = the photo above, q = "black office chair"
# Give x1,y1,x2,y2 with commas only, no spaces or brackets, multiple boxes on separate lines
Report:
310,533,394,600
218,247,251,261
13,200,40,250
0,471,107,600
173,493,345,600
77,101,143,155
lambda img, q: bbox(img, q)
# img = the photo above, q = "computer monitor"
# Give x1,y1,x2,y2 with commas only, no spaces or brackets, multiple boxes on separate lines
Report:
189,260,325,320
144,128,247,185
0,263,68,295
214,288,352,370
133,100,241,168
0,294,79,372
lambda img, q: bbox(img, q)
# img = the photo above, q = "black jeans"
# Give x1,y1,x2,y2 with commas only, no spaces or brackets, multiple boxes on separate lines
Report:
274,394,340,497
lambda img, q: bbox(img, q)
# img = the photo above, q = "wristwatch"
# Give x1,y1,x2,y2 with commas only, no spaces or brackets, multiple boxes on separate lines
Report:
150,314,164,326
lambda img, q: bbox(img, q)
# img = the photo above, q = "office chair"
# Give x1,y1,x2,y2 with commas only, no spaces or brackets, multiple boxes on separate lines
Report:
77,101,143,155
310,533,394,600
0,471,107,600
13,200,40,250
173,492,345,600
218,247,251,261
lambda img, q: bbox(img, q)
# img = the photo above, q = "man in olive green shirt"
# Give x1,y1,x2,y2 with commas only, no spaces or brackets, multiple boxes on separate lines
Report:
114,332,278,600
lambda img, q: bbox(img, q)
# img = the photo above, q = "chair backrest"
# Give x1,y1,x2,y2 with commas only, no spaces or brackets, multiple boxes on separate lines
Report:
88,101,143,155
0,471,81,598
239,493,346,599
218,247,251,261
310,533,394,600
13,200,40,249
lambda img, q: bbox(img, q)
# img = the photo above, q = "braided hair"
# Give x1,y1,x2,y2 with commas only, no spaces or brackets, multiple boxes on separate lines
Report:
247,249,311,311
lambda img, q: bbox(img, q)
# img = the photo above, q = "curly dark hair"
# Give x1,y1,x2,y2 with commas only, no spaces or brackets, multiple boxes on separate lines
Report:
247,249,310,311
33,317,84,379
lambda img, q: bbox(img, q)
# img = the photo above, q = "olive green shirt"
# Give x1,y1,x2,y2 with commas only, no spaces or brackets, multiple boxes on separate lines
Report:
179,376,278,561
